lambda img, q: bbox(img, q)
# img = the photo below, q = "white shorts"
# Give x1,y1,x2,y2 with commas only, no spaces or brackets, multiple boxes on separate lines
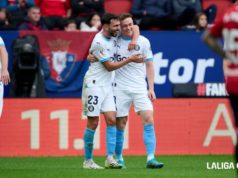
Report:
113,89,153,117
82,85,116,117
0,83,3,118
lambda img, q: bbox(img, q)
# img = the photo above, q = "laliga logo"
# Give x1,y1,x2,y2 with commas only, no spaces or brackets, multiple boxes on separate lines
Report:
153,52,215,84
47,39,72,81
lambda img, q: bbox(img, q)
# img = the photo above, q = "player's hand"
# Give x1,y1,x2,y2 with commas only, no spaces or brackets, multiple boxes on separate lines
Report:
1,69,10,85
148,90,156,102
128,40,137,51
87,54,97,63
129,54,145,63
94,21,101,29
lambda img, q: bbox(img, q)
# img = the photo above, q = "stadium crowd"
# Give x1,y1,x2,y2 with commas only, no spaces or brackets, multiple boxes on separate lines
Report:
0,0,235,32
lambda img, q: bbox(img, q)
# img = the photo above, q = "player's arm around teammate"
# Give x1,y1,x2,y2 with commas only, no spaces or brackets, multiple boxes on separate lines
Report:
102,54,145,71
128,25,140,51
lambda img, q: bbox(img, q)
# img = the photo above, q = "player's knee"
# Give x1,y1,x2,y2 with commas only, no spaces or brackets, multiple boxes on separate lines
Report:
89,121,99,130
87,117,99,130
141,112,154,124
143,117,154,125
106,116,116,126
116,117,127,130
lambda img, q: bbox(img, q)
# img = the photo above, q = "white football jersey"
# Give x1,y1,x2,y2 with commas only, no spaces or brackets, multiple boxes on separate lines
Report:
114,35,153,90
0,37,5,72
84,32,117,87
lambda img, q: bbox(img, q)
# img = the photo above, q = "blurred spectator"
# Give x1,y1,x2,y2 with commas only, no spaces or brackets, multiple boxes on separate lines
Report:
131,0,202,30
35,0,71,30
200,0,217,24
71,0,104,27
0,8,15,30
0,0,35,26
194,12,208,32
170,0,202,26
80,12,101,31
64,19,79,31
131,0,170,30
18,6,47,31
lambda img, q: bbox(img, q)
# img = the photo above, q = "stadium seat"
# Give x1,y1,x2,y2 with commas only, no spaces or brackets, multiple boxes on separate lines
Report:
104,0,132,14
202,0,233,22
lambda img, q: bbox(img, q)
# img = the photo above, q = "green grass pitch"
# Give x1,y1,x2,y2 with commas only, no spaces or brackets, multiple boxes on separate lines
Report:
0,155,236,178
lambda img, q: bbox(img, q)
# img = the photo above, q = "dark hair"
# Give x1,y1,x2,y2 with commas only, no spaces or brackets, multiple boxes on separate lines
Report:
119,13,133,21
101,13,118,25
194,12,207,30
28,6,40,12
86,12,100,27
0,8,11,22
64,19,77,27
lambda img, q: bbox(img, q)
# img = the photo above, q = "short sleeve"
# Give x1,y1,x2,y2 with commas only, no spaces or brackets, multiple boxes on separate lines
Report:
90,42,111,62
143,38,153,61
0,37,5,46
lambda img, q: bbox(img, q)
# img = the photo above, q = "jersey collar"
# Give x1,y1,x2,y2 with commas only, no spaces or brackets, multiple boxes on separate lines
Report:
121,35,132,41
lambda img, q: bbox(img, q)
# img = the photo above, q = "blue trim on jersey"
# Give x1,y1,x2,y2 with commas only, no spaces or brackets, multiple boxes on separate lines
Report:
146,58,153,61
100,57,110,62
121,35,132,41
102,35,111,42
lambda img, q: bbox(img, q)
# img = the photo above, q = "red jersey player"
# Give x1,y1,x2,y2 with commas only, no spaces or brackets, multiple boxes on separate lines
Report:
203,1,238,166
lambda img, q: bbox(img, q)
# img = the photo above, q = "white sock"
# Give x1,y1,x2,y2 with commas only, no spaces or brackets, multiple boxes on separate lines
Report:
107,155,114,160
147,154,155,162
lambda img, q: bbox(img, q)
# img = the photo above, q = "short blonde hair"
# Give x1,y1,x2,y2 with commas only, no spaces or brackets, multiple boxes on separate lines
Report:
119,13,133,21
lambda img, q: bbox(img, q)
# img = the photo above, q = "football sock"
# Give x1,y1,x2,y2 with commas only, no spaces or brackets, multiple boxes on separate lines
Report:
115,128,124,161
84,128,95,160
143,124,156,162
106,126,116,157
